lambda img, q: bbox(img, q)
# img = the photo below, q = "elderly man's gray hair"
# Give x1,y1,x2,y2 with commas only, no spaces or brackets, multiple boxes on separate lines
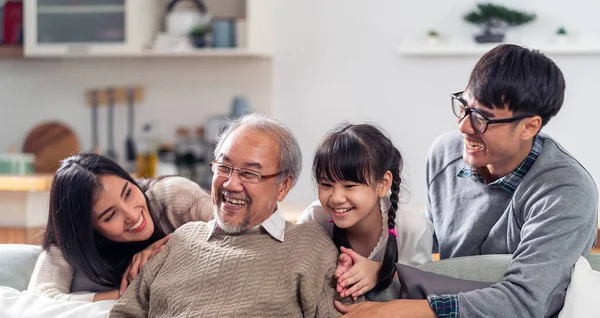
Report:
213,113,302,186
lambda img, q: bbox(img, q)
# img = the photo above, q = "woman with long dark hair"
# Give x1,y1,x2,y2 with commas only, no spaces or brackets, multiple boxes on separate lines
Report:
27,153,213,301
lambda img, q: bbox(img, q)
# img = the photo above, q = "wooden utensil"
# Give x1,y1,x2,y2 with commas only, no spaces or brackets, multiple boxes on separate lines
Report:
22,122,80,173
104,87,117,160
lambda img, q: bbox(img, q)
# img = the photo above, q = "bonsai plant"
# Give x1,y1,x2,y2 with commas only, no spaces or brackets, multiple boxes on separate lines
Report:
464,3,536,43
555,26,569,44
427,29,440,38
189,25,209,48
426,29,441,45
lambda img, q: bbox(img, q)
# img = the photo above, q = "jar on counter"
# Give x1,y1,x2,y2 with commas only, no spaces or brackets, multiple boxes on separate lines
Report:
0,153,34,175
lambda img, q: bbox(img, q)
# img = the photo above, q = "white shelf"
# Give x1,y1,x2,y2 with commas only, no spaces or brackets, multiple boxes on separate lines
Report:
141,48,272,58
397,41,600,57
26,48,272,59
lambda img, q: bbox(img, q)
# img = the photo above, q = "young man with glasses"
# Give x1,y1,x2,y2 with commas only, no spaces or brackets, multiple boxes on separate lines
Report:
110,113,352,317
336,44,598,317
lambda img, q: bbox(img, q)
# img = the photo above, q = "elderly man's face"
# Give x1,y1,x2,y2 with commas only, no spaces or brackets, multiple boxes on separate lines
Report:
211,126,293,233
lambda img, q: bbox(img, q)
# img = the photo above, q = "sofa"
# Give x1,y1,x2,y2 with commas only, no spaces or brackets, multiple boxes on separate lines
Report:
1,244,600,316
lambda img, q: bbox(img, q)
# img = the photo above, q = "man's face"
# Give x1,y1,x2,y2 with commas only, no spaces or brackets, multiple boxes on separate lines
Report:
458,91,528,178
211,126,292,233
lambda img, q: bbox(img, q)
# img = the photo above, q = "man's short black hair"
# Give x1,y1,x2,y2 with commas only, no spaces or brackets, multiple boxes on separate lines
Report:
468,44,565,127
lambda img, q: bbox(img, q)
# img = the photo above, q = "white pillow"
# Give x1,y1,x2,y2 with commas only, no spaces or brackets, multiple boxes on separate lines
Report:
558,256,600,318
0,286,116,318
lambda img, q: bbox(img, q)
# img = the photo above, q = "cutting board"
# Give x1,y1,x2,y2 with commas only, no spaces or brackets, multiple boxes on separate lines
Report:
22,122,80,173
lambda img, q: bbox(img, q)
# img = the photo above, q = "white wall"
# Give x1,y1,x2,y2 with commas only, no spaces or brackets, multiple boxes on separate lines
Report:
274,0,600,210
0,57,273,163
1,0,599,212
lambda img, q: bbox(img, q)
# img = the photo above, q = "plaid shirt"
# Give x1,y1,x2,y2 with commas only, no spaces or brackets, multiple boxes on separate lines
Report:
428,136,543,317
456,135,542,195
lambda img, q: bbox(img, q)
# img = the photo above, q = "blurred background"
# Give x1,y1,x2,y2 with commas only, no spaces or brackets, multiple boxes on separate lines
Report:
1,0,599,242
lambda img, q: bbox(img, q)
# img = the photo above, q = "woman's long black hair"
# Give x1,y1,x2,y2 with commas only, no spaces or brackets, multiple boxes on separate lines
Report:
313,123,404,292
42,153,167,287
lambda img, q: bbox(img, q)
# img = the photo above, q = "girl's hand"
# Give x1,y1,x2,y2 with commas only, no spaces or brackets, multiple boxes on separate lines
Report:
335,250,354,279
336,246,382,300
119,233,172,295
93,289,120,302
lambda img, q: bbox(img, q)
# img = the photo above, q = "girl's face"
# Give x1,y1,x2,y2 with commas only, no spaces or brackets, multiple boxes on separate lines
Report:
317,171,392,229
91,175,154,242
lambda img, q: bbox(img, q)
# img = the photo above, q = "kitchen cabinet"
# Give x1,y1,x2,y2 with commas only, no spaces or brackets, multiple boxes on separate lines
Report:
21,0,275,58
24,0,159,57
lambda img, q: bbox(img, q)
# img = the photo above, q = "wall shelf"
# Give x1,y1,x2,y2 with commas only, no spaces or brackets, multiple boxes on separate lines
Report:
396,41,600,57
0,45,24,58
23,48,272,59
141,48,272,58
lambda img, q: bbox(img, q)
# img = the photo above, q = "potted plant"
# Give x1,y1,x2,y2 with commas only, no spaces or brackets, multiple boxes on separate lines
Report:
189,25,209,48
464,3,536,43
426,29,441,45
555,26,569,44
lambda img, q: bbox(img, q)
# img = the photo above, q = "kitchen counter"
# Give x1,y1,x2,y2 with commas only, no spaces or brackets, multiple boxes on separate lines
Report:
0,174,53,192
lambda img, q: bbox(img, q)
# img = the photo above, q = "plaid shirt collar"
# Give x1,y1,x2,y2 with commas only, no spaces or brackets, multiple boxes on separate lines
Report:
457,135,543,195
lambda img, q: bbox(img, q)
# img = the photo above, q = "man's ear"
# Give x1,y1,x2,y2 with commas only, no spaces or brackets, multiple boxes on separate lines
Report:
277,176,294,202
521,115,542,140
378,171,393,198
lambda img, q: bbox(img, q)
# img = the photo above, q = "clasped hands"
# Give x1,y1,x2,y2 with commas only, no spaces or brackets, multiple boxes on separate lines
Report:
333,246,435,318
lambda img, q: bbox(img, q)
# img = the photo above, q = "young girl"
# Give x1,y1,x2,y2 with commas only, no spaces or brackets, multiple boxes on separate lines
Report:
27,153,213,302
297,123,433,299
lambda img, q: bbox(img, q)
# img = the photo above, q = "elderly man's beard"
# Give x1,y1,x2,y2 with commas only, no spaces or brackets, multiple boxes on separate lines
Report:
213,195,251,234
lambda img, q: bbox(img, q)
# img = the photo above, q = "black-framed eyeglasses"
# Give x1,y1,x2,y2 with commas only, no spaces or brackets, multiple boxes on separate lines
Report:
210,160,285,184
451,91,531,134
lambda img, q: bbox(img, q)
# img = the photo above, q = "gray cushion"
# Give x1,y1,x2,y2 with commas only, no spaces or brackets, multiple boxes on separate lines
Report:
587,253,600,270
395,263,493,299
419,254,511,282
0,244,42,290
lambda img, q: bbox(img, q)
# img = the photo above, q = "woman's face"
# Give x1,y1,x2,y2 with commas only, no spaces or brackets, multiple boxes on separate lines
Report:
91,175,154,242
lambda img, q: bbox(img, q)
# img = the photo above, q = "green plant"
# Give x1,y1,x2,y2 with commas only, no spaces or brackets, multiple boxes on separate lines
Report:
556,26,567,35
464,3,536,35
427,29,440,37
189,25,209,37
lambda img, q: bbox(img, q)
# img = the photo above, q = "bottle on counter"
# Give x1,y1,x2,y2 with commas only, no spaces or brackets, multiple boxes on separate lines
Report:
135,123,159,178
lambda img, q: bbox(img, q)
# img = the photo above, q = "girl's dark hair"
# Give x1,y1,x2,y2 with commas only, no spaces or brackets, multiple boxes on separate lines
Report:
42,153,166,287
313,123,403,292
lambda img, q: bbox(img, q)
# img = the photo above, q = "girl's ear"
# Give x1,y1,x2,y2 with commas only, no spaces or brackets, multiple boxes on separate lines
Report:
378,171,393,198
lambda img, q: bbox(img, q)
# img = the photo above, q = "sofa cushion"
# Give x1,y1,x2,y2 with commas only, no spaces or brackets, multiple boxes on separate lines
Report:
558,256,600,318
395,262,493,299
419,254,510,282
0,244,42,291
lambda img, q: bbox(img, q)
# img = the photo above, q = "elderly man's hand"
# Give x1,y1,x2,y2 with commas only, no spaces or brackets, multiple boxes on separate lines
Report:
334,299,436,318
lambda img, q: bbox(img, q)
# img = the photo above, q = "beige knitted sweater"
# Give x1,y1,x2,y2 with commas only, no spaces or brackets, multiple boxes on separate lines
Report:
109,220,347,317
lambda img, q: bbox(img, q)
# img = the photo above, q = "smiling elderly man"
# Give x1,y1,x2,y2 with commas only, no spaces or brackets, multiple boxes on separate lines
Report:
109,113,349,317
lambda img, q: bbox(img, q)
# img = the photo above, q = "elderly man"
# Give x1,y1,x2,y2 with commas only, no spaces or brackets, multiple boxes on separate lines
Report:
109,113,347,317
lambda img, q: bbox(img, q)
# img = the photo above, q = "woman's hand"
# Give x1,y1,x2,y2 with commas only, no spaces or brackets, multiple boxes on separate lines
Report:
119,233,172,295
93,289,120,302
336,246,382,299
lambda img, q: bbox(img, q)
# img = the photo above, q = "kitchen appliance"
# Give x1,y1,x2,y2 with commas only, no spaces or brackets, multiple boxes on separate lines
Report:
24,0,160,56
165,0,211,37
